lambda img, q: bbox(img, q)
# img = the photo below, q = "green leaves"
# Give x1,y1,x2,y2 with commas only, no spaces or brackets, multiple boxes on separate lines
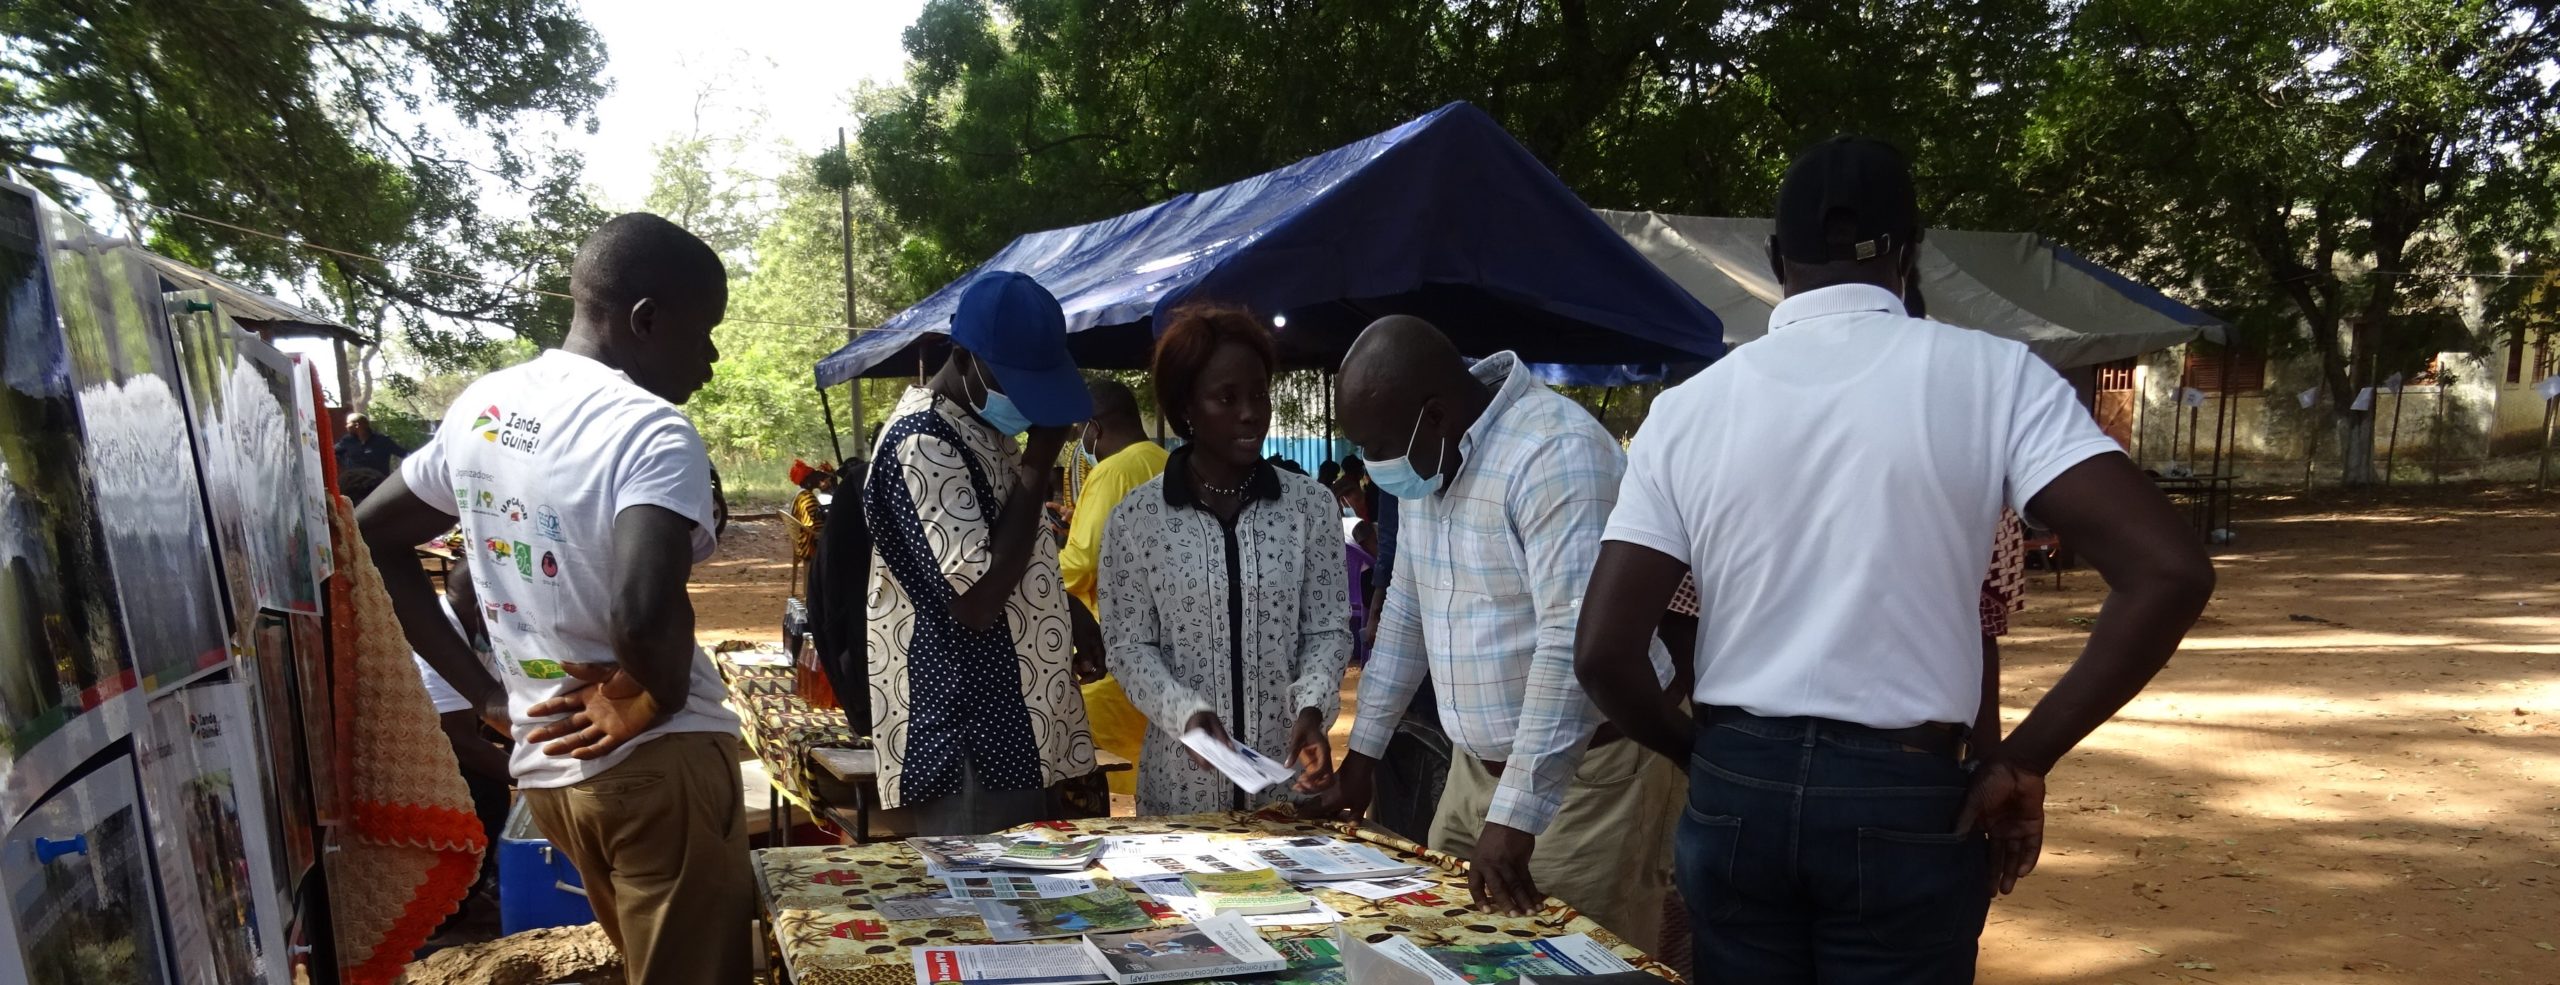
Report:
2,0,607,351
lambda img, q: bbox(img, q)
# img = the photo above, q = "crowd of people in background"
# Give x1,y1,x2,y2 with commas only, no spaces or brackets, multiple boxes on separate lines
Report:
365,136,2212,985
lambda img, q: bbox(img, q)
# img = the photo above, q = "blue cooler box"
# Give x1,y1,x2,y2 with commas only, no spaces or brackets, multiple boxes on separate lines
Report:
498,797,596,934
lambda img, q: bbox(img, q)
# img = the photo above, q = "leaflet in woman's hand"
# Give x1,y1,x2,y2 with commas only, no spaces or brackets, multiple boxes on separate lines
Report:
1179,728,1297,793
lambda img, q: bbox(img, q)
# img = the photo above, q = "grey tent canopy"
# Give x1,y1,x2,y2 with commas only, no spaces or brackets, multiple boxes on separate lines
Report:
1599,212,2225,368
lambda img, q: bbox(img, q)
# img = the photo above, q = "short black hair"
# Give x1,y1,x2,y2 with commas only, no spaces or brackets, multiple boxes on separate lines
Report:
1087,376,1142,428
571,212,726,314
1318,461,1341,485
1339,457,1365,478
1150,304,1276,439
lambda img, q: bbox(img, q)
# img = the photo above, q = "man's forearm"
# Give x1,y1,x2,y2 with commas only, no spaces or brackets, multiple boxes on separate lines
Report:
2000,579,2208,774
610,599,696,712
1576,616,1692,762
371,536,501,708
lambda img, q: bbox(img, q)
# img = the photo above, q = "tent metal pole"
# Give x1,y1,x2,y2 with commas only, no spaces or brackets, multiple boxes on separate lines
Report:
2207,345,2233,478
2133,362,2148,468
2538,395,2557,493
837,127,865,443
818,383,847,467
2304,415,2319,494
2382,384,2405,486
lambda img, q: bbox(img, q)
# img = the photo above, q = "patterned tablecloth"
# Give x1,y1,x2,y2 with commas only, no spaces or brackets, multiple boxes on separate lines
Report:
753,809,1683,985
713,643,863,810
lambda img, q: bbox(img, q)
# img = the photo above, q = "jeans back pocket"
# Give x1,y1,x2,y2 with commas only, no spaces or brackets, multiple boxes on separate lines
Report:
1854,827,1992,951
1675,807,1745,923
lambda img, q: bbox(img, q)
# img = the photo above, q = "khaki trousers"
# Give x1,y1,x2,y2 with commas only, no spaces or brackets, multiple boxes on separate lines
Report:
1430,737,1684,954
524,731,755,985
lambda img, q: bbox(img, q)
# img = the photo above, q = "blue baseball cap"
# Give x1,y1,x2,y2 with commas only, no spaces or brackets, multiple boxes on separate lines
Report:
949,271,1091,426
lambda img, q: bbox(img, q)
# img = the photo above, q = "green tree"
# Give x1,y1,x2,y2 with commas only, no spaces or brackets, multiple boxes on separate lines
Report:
644,94,935,480
1,0,610,358
858,0,2067,290
2015,0,2560,483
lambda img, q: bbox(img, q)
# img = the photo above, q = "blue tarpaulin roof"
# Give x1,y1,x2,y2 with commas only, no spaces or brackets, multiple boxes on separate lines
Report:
815,102,1723,388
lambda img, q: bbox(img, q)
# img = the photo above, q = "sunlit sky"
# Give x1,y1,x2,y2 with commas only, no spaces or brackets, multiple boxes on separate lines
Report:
282,0,929,393
570,0,928,208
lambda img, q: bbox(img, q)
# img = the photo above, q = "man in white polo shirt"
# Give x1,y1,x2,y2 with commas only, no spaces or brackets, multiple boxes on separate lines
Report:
360,213,751,984
1573,137,2213,983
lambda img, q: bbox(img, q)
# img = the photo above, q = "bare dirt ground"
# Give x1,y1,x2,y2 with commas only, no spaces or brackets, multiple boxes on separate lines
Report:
687,491,2560,984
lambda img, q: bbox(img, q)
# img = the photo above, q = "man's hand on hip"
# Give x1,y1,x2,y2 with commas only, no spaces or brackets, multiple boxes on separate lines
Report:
1955,757,2046,896
1468,822,1542,917
527,665,665,760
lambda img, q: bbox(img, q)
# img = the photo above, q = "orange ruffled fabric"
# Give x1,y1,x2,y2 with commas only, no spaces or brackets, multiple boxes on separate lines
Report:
325,493,488,984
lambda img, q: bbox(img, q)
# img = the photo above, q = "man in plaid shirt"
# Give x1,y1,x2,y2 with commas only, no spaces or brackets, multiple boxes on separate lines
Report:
1319,316,1684,952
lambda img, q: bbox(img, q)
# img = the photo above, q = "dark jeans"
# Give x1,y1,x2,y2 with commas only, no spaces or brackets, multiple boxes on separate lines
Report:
1677,711,1991,984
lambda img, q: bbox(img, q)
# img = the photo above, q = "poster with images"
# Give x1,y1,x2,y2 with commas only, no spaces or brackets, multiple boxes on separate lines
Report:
42,212,231,693
161,296,265,636
239,612,314,896
1,755,175,985
231,342,321,616
0,184,136,786
285,614,342,826
288,358,333,584
138,683,285,984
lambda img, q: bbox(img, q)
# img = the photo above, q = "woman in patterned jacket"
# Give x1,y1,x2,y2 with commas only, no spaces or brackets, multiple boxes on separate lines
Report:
1099,304,1354,815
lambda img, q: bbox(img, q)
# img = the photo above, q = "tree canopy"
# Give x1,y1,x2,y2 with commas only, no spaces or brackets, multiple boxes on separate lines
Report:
857,0,2069,289
2016,0,2560,478
1,0,609,361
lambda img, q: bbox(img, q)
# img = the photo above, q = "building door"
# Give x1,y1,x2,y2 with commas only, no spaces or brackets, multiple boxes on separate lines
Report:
2095,358,2138,452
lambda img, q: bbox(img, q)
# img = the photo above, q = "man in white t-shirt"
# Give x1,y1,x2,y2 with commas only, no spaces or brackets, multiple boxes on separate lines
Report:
358,213,750,984
1572,137,2214,984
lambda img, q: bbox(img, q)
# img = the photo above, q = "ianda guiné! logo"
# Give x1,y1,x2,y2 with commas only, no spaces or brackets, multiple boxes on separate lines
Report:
474,404,545,453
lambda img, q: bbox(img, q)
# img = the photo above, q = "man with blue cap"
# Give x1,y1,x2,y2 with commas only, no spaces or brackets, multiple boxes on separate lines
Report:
864,271,1101,834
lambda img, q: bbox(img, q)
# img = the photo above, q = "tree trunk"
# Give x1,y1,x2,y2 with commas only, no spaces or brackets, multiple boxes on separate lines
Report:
2335,411,2378,485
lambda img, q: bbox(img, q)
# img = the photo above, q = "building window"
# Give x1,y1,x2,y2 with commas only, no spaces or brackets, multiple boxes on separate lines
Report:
2095,357,2137,392
2182,346,2267,394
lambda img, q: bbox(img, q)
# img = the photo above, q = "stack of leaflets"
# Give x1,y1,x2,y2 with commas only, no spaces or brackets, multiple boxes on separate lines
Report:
1237,837,1425,883
1315,875,1440,902
871,889,981,921
1179,870,1316,916
1336,930,1639,985
1080,913,1291,984
1132,875,1342,928
1099,851,1266,882
977,886,1156,942
914,836,1109,873
1100,834,1220,858
1180,728,1298,794
912,937,1344,985
914,944,1107,985
946,874,1103,900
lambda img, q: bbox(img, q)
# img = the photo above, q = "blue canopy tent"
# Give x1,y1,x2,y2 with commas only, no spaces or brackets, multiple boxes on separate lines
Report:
813,102,1723,392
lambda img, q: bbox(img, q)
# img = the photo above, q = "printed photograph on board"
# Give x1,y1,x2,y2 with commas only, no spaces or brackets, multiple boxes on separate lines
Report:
241,611,314,896
138,683,285,985
0,184,134,768
41,212,231,692
0,756,174,985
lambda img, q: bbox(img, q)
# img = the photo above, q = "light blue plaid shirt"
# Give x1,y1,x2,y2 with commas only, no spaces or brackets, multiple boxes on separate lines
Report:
1346,352,1669,834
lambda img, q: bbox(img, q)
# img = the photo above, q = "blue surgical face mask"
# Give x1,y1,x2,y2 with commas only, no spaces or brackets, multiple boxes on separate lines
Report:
968,358,1033,438
1362,405,1441,500
1075,430,1100,467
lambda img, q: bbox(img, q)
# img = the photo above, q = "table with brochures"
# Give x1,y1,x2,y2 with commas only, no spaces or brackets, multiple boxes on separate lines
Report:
751,809,1682,985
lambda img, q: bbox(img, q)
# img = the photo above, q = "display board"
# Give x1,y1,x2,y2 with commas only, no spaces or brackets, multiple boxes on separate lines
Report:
0,184,348,985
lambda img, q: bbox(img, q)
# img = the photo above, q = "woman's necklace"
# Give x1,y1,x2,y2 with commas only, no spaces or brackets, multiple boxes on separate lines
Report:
1193,458,1250,499
1196,471,1247,499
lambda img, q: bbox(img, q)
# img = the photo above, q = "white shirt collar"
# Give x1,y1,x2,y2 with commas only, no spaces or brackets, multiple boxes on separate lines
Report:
1767,283,1907,333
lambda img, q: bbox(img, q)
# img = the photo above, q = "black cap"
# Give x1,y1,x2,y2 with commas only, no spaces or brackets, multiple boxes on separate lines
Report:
1773,135,1921,265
